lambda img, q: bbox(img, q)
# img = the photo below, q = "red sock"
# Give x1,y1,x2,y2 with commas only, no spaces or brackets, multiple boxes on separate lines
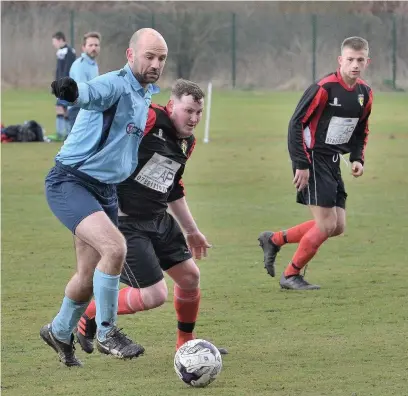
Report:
83,287,145,319
271,220,315,246
174,285,200,349
83,300,96,319
117,287,145,314
284,225,329,277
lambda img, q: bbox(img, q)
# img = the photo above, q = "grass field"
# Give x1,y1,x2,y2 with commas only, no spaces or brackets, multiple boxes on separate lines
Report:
2,89,408,396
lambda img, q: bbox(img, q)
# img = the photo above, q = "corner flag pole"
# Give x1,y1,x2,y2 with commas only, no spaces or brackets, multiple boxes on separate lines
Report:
203,81,212,144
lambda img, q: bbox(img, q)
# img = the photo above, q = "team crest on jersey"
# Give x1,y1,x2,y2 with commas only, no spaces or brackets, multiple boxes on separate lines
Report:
180,139,188,155
126,123,143,136
358,94,364,107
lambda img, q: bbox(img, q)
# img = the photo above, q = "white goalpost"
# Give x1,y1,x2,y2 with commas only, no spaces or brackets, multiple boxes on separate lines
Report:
203,81,212,144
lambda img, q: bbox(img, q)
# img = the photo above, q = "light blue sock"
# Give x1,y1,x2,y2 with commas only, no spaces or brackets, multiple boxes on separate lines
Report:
93,268,120,342
56,115,64,139
51,296,89,344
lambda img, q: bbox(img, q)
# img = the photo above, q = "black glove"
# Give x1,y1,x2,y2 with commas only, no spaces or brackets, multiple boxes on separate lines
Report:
51,77,79,103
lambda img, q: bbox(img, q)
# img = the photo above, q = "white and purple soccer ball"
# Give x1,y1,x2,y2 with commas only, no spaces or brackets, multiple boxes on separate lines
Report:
174,339,222,387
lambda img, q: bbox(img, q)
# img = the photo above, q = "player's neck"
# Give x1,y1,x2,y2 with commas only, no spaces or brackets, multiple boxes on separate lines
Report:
339,69,357,88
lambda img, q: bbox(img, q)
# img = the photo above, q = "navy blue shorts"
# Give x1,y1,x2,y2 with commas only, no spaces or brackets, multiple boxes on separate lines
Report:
45,162,118,233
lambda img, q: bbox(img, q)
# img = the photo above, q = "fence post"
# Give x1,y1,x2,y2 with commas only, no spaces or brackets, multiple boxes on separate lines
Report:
311,14,317,83
70,10,75,48
232,12,236,88
392,13,397,90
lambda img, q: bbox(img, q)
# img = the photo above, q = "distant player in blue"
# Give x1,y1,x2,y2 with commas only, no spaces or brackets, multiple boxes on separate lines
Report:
68,32,101,130
51,32,76,140
40,28,168,367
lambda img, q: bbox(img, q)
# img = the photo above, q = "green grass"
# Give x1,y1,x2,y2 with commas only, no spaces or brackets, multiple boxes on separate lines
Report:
2,89,408,396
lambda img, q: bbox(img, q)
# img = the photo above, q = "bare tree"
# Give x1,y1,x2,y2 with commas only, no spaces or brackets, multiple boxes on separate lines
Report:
153,2,232,80
2,1,407,89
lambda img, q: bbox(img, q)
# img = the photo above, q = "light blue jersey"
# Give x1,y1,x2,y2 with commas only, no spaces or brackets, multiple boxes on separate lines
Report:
69,53,99,83
56,64,160,184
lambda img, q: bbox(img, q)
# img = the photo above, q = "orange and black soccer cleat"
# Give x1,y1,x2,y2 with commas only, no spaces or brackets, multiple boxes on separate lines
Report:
76,314,97,354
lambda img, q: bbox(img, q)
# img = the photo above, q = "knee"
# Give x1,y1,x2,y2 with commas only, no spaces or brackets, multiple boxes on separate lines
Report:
77,274,94,290
317,217,338,237
176,265,200,290
331,221,346,237
141,281,168,310
101,236,127,268
74,272,94,293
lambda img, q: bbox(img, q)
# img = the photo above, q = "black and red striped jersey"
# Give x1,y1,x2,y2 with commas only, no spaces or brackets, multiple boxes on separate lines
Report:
288,69,373,169
117,104,196,219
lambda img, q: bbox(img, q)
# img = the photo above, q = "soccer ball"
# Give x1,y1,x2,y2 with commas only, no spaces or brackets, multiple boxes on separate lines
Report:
174,339,222,387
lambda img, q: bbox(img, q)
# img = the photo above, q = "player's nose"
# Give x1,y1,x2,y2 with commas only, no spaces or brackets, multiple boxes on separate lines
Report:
150,58,160,69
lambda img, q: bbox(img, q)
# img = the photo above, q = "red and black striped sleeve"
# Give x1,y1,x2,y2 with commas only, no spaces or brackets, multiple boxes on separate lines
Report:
167,137,196,203
288,83,328,169
350,87,373,166
167,175,185,203
143,107,157,136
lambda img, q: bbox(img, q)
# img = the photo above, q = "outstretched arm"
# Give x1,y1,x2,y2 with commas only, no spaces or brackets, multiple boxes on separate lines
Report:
51,72,125,112
75,74,125,111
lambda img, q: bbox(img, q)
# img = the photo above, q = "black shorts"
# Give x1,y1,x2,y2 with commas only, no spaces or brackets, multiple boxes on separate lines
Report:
295,152,347,209
119,212,192,288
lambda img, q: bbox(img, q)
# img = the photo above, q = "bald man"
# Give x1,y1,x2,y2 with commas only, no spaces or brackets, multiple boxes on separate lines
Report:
40,29,168,367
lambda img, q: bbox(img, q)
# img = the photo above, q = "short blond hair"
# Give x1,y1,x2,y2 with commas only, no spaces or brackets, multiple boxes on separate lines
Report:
341,36,369,54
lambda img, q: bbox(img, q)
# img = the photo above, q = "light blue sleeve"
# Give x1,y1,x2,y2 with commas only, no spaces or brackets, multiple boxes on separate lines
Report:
69,61,89,84
75,72,125,111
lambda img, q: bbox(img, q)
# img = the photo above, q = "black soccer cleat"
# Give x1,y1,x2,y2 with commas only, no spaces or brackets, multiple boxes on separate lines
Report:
279,273,321,290
40,323,83,367
96,326,145,359
258,231,281,277
76,314,97,354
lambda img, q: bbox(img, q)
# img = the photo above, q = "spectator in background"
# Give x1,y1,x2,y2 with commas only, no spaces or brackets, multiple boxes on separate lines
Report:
68,32,101,129
51,32,76,141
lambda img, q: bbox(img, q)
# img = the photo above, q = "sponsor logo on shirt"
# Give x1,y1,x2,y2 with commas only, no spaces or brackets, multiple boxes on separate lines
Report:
126,122,143,136
135,153,182,193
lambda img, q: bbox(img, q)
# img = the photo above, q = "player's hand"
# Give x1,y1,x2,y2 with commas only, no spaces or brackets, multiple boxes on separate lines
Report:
51,77,79,103
186,231,212,261
293,169,310,191
351,161,364,177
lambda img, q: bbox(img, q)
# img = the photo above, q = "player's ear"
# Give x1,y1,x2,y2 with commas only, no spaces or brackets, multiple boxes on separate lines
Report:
167,99,174,115
126,47,134,63
337,55,342,66
366,57,371,66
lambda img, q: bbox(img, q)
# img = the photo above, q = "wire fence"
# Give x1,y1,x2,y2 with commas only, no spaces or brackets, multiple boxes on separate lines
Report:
2,3,407,90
